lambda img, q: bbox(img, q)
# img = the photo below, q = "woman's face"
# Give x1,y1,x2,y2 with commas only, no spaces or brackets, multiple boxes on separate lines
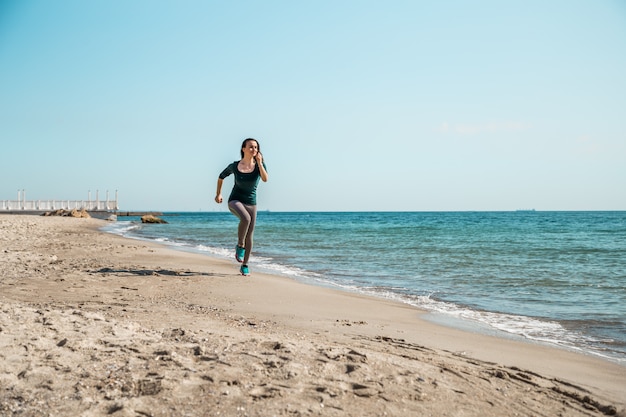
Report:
243,140,259,156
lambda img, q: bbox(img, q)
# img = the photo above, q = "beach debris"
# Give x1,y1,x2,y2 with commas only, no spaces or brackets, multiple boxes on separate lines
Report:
141,214,167,224
136,377,162,396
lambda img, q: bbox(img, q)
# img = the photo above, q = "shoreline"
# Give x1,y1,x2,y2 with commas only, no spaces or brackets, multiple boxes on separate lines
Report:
1,215,624,416
106,214,626,366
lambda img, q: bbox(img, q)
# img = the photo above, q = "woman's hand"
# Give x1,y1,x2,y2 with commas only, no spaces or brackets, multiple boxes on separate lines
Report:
256,152,268,182
215,178,224,203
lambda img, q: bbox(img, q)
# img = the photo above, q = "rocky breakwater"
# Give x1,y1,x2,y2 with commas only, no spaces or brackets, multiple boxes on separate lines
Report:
42,209,91,218
140,214,167,224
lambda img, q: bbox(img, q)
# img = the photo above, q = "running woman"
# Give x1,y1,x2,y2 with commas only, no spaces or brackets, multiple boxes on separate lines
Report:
215,138,269,276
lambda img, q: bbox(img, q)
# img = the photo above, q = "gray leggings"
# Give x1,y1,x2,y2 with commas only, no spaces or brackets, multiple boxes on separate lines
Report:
228,200,257,264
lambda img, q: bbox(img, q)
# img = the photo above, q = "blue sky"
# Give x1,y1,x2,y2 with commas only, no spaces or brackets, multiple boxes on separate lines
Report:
1,0,625,211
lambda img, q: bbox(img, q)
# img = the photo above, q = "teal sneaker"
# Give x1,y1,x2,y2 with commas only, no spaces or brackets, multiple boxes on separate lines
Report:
240,264,250,276
235,245,245,263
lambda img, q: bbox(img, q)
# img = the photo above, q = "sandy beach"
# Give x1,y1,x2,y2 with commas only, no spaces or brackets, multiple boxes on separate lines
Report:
0,215,624,417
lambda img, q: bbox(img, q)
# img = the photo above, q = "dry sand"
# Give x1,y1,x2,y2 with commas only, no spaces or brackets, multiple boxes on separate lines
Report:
0,215,624,417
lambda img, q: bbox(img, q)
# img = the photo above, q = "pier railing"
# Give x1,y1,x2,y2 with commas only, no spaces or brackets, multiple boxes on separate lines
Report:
1,200,118,211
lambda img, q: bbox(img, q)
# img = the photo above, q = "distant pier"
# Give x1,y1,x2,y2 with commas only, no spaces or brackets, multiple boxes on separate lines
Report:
1,190,122,220
4,191,160,220
3,190,118,212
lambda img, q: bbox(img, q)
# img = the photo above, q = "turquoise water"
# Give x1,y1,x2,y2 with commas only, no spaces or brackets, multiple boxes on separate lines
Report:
104,211,626,363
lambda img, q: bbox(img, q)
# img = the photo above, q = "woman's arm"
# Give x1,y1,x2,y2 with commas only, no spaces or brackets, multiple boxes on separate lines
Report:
215,178,224,203
256,153,269,182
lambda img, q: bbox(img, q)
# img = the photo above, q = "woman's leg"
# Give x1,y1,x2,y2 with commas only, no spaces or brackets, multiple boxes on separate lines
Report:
228,201,257,264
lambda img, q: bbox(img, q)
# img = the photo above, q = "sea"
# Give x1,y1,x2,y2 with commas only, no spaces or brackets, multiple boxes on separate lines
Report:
103,211,626,364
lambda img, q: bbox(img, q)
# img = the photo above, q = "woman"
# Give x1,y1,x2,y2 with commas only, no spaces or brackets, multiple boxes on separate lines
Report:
215,138,269,276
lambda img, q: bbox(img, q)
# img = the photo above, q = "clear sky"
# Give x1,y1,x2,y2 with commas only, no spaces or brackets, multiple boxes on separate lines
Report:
1,0,625,212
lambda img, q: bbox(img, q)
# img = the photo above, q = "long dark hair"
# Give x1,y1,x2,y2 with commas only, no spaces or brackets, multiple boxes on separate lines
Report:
240,138,260,159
